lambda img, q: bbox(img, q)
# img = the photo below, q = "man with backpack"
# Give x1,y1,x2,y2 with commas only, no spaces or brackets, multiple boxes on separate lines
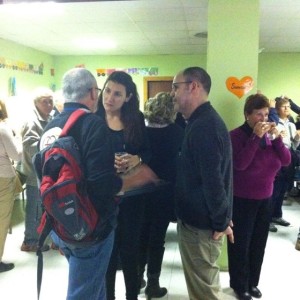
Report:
38,68,123,300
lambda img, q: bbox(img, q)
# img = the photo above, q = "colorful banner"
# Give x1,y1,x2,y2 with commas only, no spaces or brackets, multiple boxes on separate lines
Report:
0,56,44,75
96,67,158,77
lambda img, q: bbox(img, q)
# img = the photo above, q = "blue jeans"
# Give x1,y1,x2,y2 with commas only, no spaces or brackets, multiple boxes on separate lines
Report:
24,184,42,245
51,230,114,300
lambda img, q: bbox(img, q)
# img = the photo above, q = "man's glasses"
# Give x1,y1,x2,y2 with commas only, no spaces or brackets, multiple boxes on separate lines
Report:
38,98,53,106
281,105,291,109
172,81,192,91
90,87,102,94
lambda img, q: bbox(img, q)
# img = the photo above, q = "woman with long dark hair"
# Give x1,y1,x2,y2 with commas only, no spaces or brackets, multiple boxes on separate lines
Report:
96,71,151,300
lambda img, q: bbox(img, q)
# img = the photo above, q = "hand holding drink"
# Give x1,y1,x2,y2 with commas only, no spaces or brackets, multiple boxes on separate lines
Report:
115,152,129,173
254,121,278,139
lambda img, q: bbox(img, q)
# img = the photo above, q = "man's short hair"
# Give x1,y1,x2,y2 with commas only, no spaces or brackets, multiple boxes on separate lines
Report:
182,67,211,94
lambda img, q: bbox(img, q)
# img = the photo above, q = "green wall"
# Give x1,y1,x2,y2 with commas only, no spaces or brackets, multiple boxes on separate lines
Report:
0,38,54,99
2,37,300,129
258,53,300,102
53,54,207,103
0,39,55,133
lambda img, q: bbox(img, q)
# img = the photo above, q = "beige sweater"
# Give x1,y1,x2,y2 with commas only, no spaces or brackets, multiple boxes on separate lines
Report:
21,108,51,186
0,120,22,178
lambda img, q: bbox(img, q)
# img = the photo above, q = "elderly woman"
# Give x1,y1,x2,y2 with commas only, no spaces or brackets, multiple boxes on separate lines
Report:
0,100,22,272
228,94,291,300
138,92,184,299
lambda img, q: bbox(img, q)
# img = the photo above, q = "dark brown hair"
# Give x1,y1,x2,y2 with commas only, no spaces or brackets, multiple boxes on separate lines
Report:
244,93,270,116
96,71,142,148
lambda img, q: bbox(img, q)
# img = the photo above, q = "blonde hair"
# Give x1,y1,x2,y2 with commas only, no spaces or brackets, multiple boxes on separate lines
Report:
144,92,176,125
275,96,289,111
0,100,8,120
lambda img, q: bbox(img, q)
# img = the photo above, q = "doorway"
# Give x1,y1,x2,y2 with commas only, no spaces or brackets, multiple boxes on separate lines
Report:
143,76,173,103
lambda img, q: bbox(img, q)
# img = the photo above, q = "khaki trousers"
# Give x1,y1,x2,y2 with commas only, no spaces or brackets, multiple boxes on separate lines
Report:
177,220,224,300
0,176,16,261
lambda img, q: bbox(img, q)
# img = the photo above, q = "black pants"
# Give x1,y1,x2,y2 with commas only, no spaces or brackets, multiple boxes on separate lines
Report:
106,195,145,300
139,190,172,276
228,196,271,293
271,164,295,219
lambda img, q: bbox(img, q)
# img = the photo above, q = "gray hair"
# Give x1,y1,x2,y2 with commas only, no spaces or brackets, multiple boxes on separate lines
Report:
32,87,53,104
62,68,96,103
144,92,176,125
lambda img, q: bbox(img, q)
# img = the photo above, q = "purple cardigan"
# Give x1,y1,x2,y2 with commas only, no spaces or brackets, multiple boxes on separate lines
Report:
230,123,291,200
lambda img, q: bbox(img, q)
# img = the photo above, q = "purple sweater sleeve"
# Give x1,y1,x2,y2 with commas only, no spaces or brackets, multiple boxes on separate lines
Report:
230,127,291,199
231,131,261,171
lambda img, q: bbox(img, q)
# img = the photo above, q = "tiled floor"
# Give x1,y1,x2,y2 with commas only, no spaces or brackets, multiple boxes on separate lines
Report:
1,197,300,300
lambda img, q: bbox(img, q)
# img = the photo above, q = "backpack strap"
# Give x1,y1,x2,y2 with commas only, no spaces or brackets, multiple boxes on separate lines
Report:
36,108,89,300
37,215,53,300
60,108,90,137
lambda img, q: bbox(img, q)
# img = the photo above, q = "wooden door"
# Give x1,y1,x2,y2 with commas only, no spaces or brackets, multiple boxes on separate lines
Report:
143,76,173,103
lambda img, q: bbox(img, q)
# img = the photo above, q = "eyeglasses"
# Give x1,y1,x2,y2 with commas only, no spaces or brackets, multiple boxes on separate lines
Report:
90,87,102,94
281,105,291,109
172,81,192,91
38,98,53,106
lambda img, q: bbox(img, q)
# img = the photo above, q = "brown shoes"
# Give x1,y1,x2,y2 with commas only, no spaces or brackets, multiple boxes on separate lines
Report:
20,242,50,252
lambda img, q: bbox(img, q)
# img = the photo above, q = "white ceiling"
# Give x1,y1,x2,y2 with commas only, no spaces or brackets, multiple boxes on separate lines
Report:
0,0,300,56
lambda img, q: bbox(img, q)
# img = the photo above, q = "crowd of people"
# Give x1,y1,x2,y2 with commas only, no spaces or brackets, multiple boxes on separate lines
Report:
0,66,299,300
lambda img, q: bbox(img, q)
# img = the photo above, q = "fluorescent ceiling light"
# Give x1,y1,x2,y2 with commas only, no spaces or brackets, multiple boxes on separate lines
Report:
73,38,117,50
1,2,64,17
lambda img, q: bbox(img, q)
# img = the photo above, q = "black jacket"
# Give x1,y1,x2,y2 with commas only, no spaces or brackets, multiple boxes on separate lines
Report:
42,102,122,241
175,102,233,232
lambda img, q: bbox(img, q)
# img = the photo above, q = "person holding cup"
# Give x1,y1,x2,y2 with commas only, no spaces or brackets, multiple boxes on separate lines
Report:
228,93,291,300
96,71,151,300
269,96,300,232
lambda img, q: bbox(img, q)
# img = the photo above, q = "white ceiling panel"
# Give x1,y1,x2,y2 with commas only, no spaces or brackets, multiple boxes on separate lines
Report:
0,0,299,56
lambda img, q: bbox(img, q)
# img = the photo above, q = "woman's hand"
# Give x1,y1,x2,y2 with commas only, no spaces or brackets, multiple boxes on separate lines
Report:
267,122,280,139
125,154,141,171
279,129,288,139
269,99,276,108
253,121,273,138
115,153,141,173
115,152,129,173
